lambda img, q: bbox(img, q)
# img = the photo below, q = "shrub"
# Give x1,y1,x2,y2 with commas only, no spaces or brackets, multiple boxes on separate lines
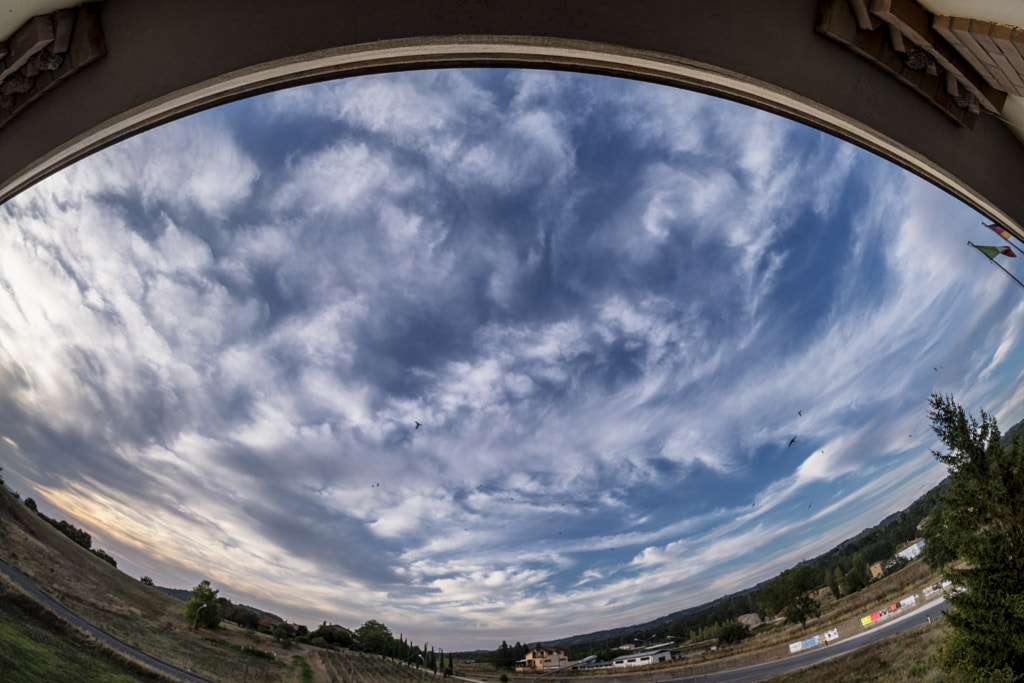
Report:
241,645,275,660
90,548,117,567
717,620,751,646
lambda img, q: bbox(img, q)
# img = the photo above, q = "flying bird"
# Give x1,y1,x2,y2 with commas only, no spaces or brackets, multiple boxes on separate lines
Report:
808,502,812,508
788,436,797,447
798,410,802,416
415,421,421,429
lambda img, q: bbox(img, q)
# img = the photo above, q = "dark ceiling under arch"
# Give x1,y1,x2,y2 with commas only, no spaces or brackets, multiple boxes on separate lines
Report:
1,0,1024,236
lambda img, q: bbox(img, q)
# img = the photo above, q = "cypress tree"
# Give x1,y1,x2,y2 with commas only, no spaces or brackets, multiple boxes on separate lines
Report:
827,566,841,599
833,566,845,596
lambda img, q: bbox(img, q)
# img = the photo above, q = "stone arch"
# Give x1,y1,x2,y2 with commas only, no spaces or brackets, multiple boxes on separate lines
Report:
1,0,1023,233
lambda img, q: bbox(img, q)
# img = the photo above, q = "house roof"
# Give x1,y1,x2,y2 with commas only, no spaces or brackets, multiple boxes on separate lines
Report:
897,538,925,552
613,649,672,662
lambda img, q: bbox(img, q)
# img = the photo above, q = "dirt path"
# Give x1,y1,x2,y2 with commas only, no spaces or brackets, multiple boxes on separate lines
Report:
309,649,334,681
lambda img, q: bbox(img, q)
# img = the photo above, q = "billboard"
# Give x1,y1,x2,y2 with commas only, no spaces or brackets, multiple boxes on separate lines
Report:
789,628,839,653
861,598,911,626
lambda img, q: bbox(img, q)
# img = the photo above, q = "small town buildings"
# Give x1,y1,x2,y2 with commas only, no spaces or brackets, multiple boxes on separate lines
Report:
515,646,568,672
611,649,673,668
896,538,925,562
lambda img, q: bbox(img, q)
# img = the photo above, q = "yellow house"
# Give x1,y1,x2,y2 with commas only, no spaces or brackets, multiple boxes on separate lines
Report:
516,646,568,672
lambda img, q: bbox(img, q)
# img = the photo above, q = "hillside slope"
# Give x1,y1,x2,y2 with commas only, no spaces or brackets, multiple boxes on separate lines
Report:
0,484,183,630
0,484,432,683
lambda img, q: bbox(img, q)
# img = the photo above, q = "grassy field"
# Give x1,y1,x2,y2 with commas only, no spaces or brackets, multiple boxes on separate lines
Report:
0,483,447,682
687,560,942,667
0,485,303,681
313,650,434,682
765,618,946,683
0,576,179,683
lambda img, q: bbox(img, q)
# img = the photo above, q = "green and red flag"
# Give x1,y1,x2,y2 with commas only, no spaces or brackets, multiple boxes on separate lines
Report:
972,244,1016,259
969,240,1024,290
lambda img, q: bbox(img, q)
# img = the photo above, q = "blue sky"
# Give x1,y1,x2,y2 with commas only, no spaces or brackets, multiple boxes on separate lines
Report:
1,68,1023,650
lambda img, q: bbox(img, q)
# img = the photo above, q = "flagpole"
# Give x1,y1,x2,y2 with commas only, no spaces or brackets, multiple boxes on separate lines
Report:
968,241,1024,290
983,221,1024,248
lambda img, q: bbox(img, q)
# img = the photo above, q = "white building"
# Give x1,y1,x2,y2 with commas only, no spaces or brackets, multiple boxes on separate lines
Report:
611,649,672,668
896,538,925,561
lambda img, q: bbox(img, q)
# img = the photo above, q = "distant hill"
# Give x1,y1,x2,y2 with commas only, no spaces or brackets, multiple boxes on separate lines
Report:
1002,415,1024,445
544,579,774,648
154,586,191,602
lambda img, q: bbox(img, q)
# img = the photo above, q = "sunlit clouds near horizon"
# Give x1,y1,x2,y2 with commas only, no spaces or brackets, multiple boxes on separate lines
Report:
1,68,1023,649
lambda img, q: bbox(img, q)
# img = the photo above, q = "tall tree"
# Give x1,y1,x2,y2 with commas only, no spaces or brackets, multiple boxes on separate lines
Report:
490,640,515,670
760,565,821,629
181,580,222,629
854,552,871,587
355,620,392,654
922,394,1024,678
833,566,846,597
826,567,841,599
843,551,870,593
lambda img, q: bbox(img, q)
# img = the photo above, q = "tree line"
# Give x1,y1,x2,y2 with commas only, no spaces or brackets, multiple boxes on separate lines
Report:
488,641,532,670
176,581,457,674
16,491,119,568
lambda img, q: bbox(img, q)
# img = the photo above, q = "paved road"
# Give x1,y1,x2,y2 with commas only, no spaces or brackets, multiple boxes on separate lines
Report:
669,597,948,682
0,556,214,683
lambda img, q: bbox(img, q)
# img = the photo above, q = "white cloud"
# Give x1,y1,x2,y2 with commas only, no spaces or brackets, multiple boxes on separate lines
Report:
69,115,257,216
272,142,402,215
